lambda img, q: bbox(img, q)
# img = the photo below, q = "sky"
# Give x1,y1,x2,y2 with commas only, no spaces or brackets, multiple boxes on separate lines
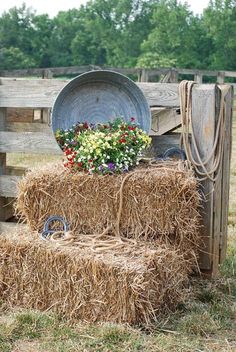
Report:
0,0,210,18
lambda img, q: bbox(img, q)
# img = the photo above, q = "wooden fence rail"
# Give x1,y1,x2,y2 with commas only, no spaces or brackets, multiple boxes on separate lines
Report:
0,77,234,276
1,66,236,84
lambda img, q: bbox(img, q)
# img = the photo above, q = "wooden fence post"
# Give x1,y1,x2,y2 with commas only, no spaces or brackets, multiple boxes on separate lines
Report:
170,69,179,83
191,84,220,273
217,71,225,84
194,73,203,83
140,69,149,82
219,85,234,262
191,84,233,275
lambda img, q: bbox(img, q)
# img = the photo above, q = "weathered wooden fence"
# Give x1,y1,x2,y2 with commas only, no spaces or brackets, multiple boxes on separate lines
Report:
0,78,233,276
1,65,236,84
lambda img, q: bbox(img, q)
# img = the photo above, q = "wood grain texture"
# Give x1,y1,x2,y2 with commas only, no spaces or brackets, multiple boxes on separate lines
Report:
0,79,67,108
0,175,21,197
0,79,180,108
6,122,52,133
7,108,34,123
212,87,222,276
220,86,234,263
6,166,26,176
1,66,236,79
191,84,217,271
0,131,62,154
150,108,181,135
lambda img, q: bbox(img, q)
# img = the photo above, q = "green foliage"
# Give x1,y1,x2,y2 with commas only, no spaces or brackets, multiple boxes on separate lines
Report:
137,52,177,68
138,0,212,69
202,0,236,70
0,47,36,69
49,9,83,67
0,0,236,71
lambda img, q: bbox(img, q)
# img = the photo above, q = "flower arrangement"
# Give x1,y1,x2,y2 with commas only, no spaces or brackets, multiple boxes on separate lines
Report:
55,117,151,174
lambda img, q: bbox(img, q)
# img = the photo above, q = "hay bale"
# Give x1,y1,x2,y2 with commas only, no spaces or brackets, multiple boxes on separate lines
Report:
15,161,201,255
0,231,191,325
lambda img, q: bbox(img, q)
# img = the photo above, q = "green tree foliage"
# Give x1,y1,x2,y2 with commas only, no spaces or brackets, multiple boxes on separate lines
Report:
203,0,236,70
0,0,235,71
0,47,36,69
137,0,212,69
31,14,53,67
48,9,83,67
71,0,155,67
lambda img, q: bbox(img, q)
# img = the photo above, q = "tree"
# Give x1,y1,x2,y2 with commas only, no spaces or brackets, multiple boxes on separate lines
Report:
0,4,35,57
31,14,53,67
202,0,236,70
137,0,211,69
48,9,83,67
71,0,155,67
0,47,36,69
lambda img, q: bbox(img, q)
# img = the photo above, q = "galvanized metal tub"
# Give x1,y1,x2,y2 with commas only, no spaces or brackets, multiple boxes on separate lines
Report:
51,70,151,133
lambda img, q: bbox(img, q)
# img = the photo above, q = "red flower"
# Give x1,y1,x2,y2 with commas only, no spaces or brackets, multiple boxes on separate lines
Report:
128,126,135,131
83,122,89,129
119,139,126,143
78,162,83,167
65,148,71,156
88,159,93,163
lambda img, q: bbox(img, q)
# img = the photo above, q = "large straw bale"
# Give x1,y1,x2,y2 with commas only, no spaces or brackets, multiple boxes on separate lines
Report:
0,231,191,325
15,161,201,255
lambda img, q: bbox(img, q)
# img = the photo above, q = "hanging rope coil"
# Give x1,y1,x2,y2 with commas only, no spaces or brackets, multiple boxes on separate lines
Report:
179,80,229,183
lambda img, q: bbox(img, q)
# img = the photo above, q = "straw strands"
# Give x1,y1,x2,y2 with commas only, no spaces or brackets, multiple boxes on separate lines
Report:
0,231,191,325
0,160,202,325
15,161,201,257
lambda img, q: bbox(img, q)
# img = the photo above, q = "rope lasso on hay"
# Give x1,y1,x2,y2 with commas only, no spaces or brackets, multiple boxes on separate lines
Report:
35,160,197,253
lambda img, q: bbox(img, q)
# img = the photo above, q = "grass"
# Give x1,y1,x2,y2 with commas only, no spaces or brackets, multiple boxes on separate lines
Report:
2,119,236,351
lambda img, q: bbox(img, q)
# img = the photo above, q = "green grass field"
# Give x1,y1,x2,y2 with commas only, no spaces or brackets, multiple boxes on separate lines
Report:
2,121,236,352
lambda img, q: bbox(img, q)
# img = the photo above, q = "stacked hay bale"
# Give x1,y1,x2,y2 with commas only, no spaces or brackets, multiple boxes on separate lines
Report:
0,161,201,325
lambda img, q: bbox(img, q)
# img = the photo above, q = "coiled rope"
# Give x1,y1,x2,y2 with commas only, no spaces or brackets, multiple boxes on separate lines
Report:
179,80,229,183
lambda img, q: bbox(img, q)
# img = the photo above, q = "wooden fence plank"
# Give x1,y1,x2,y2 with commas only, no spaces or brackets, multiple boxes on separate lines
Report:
6,166,26,176
220,86,234,263
0,79,67,108
150,108,181,135
0,131,62,155
191,84,218,271
7,108,34,122
0,79,180,108
1,66,236,81
6,122,52,133
212,87,223,276
0,175,21,197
